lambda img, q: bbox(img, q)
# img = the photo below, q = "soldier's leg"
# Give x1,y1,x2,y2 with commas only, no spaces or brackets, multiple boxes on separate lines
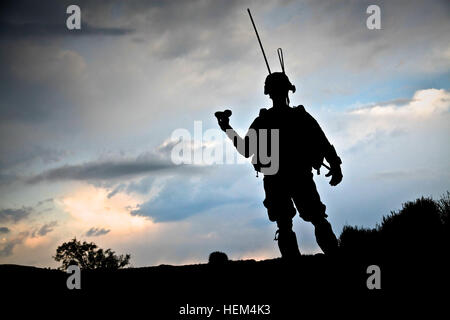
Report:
292,175,338,256
275,217,301,259
263,176,300,259
311,216,338,256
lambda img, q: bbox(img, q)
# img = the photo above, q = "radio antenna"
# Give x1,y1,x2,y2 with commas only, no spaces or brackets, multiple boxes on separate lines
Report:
277,48,285,73
247,8,271,74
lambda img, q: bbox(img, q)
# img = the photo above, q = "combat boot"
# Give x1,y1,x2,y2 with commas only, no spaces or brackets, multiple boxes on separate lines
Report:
275,229,301,260
313,219,339,256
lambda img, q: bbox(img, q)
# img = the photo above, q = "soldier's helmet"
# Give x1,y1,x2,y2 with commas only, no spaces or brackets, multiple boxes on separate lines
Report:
264,72,296,96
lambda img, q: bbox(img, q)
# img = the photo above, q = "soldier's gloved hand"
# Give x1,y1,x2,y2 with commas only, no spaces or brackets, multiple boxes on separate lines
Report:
217,116,230,132
325,165,343,186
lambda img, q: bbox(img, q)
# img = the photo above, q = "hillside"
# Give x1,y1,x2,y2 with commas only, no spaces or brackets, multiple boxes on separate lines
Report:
1,253,447,317
1,194,449,316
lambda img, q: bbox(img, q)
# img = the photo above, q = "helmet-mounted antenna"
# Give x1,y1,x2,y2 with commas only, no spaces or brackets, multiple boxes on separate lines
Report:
247,8,271,74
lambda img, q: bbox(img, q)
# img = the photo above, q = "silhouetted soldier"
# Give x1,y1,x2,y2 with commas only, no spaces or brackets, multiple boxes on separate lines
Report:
216,72,343,259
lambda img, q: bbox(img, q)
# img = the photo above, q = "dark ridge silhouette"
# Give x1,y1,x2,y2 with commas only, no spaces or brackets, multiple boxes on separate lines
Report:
1,194,448,315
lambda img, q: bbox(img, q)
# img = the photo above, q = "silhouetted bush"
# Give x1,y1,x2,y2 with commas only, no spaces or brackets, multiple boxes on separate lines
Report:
208,251,229,265
339,225,379,257
339,193,449,258
437,191,450,227
379,196,443,255
53,238,130,271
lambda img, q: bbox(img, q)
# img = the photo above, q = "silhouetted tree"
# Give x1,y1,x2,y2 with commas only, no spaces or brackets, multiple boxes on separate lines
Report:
208,251,229,265
53,238,130,271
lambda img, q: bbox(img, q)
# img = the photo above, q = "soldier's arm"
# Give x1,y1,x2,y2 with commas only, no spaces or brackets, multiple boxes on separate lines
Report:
218,118,257,159
304,111,341,166
304,110,343,185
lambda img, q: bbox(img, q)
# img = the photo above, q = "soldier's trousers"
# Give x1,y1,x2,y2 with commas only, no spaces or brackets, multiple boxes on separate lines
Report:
263,172,338,256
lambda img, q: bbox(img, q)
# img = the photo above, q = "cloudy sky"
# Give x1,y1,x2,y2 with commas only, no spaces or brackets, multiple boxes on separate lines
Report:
0,0,449,267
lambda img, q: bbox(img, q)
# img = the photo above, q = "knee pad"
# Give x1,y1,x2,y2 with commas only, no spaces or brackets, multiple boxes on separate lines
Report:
276,218,293,232
299,203,327,222
264,199,296,222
